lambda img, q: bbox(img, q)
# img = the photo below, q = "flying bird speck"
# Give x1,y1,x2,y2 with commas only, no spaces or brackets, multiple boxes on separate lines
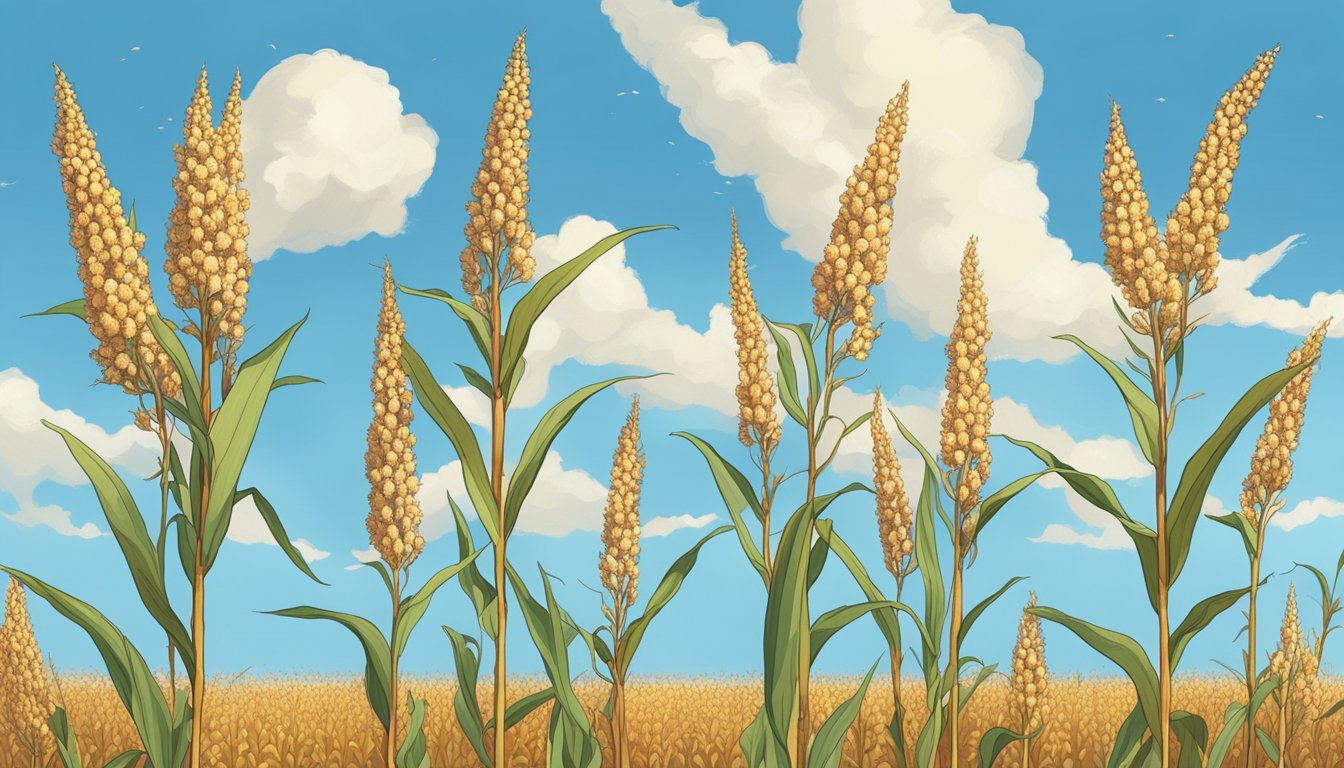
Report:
1156,97,1167,103
667,140,675,145
268,43,277,50
130,46,140,51
1316,114,1325,120
0,181,15,188
617,91,627,97
1165,33,1175,38
631,90,640,95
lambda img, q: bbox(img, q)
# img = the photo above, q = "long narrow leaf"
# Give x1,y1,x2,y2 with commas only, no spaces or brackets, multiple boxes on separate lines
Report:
392,547,485,658
1170,585,1253,670
978,725,1039,768
397,284,492,367
395,692,432,768
765,320,807,427
233,487,326,584
1055,334,1160,465
808,658,880,768
958,576,1026,646
809,601,901,664
443,627,491,767
263,606,391,729
24,297,86,320
449,495,498,639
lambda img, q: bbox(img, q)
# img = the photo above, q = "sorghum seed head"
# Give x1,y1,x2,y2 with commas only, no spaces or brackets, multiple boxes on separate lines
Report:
163,66,252,344
811,82,910,361
729,212,781,455
365,262,423,570
0,579,54,743
1164,47,1277,296
939,237,992,510
461,32,534,311
599,397,644,610
1010,592,1049,732
51,66,180,398
1099,102,1182,316
1239,318,1330,528
870,390,912,582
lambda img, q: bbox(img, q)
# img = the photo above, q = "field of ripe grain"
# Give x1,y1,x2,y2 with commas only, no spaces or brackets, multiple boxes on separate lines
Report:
7,675,1340,767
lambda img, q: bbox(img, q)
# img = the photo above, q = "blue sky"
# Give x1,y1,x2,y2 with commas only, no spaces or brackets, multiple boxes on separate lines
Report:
1,0,1340,684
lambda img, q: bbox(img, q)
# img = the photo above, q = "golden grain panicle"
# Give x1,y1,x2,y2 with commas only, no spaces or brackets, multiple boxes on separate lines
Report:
870,390,912,581
600,397,645,608
939,237,992,509
365,263,424,571
1239,318,1331,527
1163,46,1278,295
1010,592,1050,732
163,66,252,344
1099,102,1182,317
51,66,181,399
461,32,534,311
729,212,782,454
0,579,54,741
810,82,910,361
1269,583,1322,712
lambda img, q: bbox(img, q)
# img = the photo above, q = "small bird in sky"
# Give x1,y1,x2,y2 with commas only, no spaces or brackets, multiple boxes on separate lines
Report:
1316,114,1326,120
130,45,141,51
0,181,15,188
1165,33,1175,38
1155,97,1167,103
268,43,277,50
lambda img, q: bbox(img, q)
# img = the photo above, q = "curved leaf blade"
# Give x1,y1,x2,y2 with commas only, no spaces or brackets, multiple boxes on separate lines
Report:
808,658,880,768
958,576,1027,646
977,725,1040,768
1055,334,1159,465
264,606,391,729
809,601,901,665
397,284,492,367
25,297,86,320
443,626,491,767
391,547,485,659
233,487,327,585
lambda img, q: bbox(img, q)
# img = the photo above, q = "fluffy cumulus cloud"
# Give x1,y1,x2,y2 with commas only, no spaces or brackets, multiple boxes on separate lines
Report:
1272,496,1344,532
600,0,1339,360
0,368,158,538
242,49,437,259
644,513,718,537
225,494,330,563
502,215,740,417
1204,236,1344,338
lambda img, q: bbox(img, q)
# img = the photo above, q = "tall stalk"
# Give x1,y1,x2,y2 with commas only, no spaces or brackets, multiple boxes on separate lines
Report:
386,569,403,768
488,268,509,767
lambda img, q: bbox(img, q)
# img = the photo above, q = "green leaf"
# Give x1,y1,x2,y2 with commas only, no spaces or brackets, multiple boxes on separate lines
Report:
1209,512,1258,560
1055,334,1160,465
1106,705,1150,768
815,521,907,650
805,530,830,591
103,750,147,768
391,547,486,659
1170,585,1253,670
24,298,86,320
203,313,308,573
402,339,499,541
443,626,492,767
1167,359,1314,586
891,412,947,679
41,421,195,676
768,320,820,412
739,707,770,768
0,567,174,767
809,601,901,664
505,374,659,539
617,525,731,679
1318,697,1344,722
147,315,203,420
673,432,768,586
171,513,196,585
361,560,396,602
973,471,1052,539
457,363,493,399
270,374,322,391
977,725,1039,768
1171,710,1208,768
449,495,498,640
485,686,558,732
233,487,327,585
958,576,1027,646
1005,435,1162,613
395,691,432,768
1255,726,1279,763
398,284,491,367
263,606,391,729
168,685,192,768
1029,605,1161,740
1205,702,1245,768
48,707,83,768
764,320,807,428
808,658,880,768
500,225,674,391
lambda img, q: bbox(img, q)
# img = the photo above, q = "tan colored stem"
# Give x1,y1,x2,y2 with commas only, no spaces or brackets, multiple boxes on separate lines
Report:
1246,528,1265,768
1149,308,1172,768
948,509,964,768
489,271,509,768
189,304,214,768
387,569,402,768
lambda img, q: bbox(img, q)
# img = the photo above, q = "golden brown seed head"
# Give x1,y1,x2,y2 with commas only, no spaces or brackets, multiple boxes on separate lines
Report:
1099,103,1182,316
163,66,252,344
729,212,781,455
600,397,644,610
1164,47,1278,295
1239,319,1330,527
461,32,535,312
51,66,181,399
870,391,912,582
1010,592,1049,733
1269,583,1321,715
0,579,54,742
939,237,993,510
1269,583,1305,681
365,263,423,571
811,82,910,361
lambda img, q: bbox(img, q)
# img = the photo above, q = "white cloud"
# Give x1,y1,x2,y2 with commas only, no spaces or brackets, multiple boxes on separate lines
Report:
0,368,163,538
417,450,609,539
1272,496,1344,532
346,547,381,571
505,215,740,415
600,0,1337,361
225,494,330,563
1203,236,1344,338
1030,522,1131,550
242,49,438,259
644,513,718,537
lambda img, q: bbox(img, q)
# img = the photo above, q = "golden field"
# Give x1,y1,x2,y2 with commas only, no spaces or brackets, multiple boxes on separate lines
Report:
6,674,1340,767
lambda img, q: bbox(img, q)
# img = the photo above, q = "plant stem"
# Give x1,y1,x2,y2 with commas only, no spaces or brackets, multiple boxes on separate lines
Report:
489,272,509,768
1149,308,1172,768
1246,524,1266,768
387,568,402,768
948,502,964,768
760,454,774,584
610,600,631,768
189,305,214,768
